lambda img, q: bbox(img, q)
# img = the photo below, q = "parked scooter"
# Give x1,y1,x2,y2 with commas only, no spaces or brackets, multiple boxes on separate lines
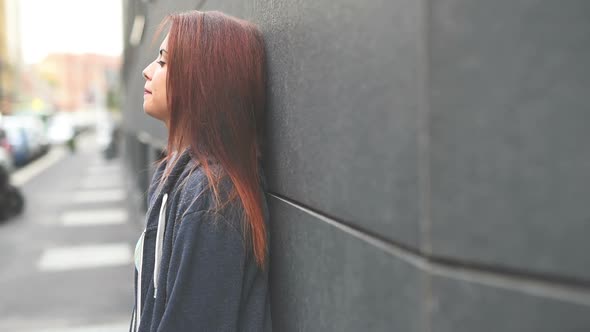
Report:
0,166,24,221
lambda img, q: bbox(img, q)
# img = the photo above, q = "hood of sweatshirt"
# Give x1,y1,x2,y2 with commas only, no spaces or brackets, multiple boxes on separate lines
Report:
131,147,272,332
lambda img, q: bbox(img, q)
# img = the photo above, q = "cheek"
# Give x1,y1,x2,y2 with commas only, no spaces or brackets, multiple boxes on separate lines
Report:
154,76,167,103
155,71,167,92
152,73,168,113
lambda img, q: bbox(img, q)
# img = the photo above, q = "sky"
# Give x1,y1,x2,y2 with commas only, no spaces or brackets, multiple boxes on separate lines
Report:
19,0,123,64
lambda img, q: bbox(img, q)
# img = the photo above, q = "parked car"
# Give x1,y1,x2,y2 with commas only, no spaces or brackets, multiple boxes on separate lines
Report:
0,128,14,173
3,115,49,162
19,115,49,156
47,113,76,148
13,111,51,154
3,123,31,167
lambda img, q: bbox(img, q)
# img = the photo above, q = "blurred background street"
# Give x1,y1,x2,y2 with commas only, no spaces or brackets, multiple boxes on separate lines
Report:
0,131,135,332
0,0,134,331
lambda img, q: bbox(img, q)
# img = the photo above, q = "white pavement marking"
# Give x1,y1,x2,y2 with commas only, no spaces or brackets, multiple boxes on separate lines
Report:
60,208,128,226
34,322,130,332
80,175,123,189
11,147,68,186
72,189,127,204
38,243,132,271
87,166,122,176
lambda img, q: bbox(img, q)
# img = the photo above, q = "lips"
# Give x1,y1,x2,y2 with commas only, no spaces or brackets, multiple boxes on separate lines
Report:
144,88,152,94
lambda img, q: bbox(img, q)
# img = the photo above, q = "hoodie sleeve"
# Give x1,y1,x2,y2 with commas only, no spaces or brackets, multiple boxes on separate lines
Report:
156,210,246,332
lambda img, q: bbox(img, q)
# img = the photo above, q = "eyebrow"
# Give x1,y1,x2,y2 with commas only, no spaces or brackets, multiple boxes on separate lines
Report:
159,49,168,56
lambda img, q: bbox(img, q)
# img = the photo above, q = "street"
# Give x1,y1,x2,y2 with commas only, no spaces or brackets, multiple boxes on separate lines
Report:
0,133,137,332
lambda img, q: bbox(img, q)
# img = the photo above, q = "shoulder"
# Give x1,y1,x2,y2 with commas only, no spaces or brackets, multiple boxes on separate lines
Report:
174,162,241,221
173,159,269,232
174,170,247,250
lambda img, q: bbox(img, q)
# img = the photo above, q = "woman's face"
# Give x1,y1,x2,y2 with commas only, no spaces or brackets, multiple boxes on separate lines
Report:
142,35,169,125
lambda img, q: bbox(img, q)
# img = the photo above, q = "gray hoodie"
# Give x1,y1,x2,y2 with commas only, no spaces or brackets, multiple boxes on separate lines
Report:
129,148,272,332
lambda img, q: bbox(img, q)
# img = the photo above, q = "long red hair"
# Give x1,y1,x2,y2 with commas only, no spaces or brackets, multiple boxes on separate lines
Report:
154,10,268,268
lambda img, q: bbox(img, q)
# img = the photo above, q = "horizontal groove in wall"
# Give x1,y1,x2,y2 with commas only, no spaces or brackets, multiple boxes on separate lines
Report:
267,192,590,306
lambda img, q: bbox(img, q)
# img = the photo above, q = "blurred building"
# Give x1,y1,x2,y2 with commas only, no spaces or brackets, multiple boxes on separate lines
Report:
121,1,590,331
35,53,121,111
0,0,22,115
19,65,53,109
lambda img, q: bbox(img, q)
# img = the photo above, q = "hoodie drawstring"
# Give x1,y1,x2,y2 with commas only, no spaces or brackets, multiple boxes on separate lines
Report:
133,192,168,332
154,193,168,299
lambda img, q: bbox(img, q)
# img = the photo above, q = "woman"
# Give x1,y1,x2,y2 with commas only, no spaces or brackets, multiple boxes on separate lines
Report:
129,10,271,332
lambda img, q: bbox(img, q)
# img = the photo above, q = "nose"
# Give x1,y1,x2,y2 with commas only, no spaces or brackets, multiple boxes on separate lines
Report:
142,66,151,81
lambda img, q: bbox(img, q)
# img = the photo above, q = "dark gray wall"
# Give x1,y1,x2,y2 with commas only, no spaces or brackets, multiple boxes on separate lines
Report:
122,0,590,331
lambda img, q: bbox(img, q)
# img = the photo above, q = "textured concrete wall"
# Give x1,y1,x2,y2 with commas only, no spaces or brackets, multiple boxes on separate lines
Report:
122,0,590,331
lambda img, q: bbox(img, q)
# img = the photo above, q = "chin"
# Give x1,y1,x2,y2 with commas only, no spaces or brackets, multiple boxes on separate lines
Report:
144,108,165,123
143,102,153,112
143,106,155,118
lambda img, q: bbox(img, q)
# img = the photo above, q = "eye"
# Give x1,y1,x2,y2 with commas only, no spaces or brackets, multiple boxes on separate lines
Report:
157,60,166,67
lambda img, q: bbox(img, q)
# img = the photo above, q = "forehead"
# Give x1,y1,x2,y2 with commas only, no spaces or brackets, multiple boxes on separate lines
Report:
160,34,169,49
